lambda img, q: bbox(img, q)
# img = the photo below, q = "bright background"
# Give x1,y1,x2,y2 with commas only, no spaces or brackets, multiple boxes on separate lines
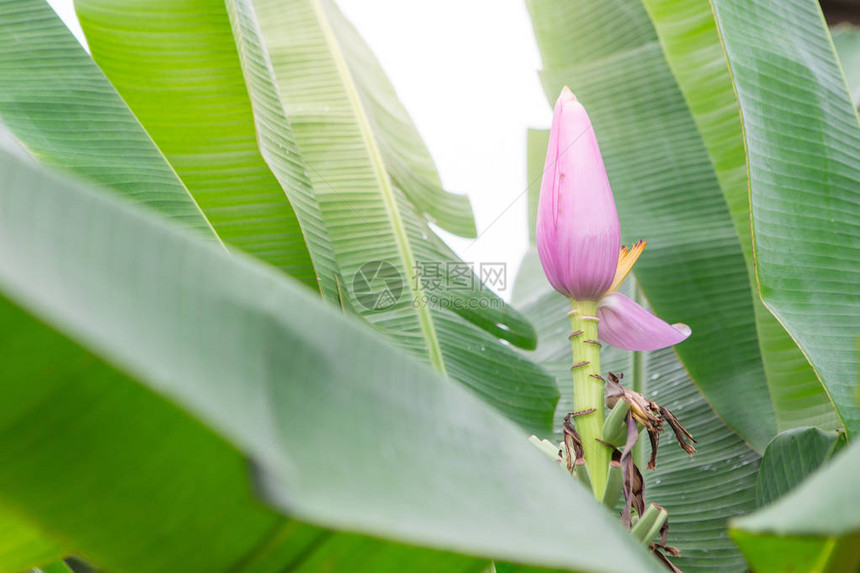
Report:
45,0,552,300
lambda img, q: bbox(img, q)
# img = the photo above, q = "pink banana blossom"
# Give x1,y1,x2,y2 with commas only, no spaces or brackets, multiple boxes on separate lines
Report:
536,87,690,352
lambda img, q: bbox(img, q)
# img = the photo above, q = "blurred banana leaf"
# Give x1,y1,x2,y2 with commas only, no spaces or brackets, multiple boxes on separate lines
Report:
0,510,63,573
731,440,860,572
0,141,662,573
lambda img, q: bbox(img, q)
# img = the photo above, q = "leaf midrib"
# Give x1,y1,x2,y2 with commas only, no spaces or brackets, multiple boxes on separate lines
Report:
310,0,445,374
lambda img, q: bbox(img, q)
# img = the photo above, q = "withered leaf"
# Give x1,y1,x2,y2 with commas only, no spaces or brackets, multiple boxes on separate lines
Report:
660,405,697,456
620,411,645,527
562,412,585,474
606,372,696,467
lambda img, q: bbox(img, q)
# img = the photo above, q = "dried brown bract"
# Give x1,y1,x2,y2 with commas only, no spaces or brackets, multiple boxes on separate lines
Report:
561,411,592,474
605,372,696,468
620,412,645,527
659,405,696,456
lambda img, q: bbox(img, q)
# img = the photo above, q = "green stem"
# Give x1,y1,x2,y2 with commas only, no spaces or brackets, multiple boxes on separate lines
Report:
631,279,646,469
569,299,612,500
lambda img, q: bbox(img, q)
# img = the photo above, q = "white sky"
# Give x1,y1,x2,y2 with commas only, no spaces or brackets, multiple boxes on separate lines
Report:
46,0,551,300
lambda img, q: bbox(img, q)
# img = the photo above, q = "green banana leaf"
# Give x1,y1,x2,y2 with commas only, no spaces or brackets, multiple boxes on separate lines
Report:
251,0,554,425
0,144,663,573
641,0,840,433
251,0,539,350
755,427,845,507
74,0,557,435
224,0,343,303
324,0,476,238
232,0,555,430
711,0,860,437
525,0,776,452
731,440,860,572
0,511,63,573
75,0,325,293
0,0,213,237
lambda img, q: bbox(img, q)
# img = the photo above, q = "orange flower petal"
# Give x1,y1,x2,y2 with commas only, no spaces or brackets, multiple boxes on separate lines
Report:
609,240,646,292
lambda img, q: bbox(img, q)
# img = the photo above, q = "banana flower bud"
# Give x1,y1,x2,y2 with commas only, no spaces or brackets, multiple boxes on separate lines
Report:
536,88,691,351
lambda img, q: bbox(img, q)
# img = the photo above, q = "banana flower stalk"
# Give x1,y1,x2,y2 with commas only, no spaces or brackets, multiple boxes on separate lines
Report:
536,87,691,499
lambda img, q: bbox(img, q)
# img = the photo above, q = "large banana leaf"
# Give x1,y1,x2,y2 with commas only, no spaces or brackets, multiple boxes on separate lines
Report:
755,427,844,507
640,0,840,433
0,146,663,573
0,294,484,573
324,0,476,238
252,0,540,349
75,0,556,436
730,440,860,572
246,0,556,431
223,0,343,302
526,0,776,451
711,0,860,437
75,0,329,294
643,349,759,572
0,0,212,236
1,293,486,573
0,511,62,573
